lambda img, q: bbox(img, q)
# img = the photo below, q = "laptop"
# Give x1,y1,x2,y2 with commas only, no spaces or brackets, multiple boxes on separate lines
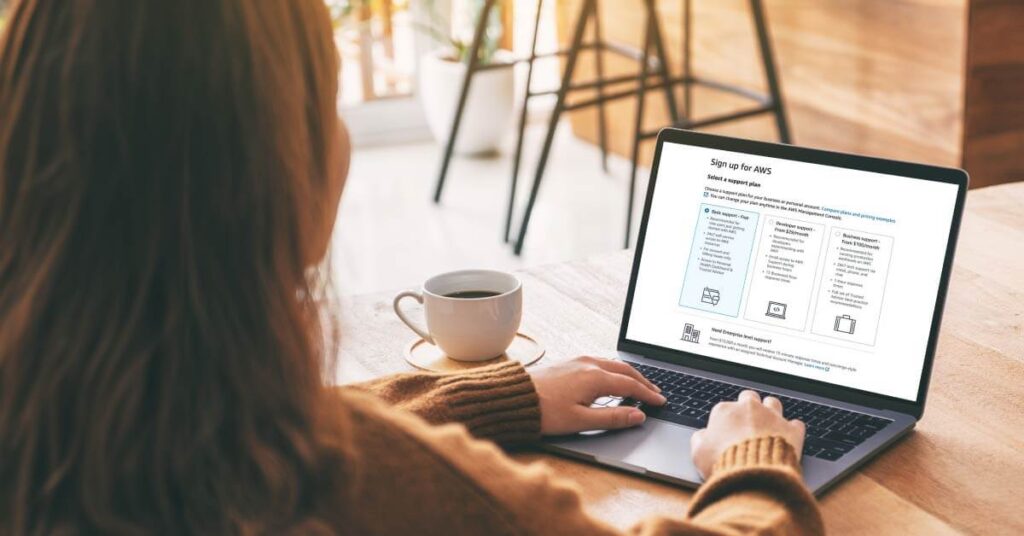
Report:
544,129,968,495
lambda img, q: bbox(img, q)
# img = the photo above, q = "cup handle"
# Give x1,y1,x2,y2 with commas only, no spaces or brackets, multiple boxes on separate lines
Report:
393,290,433,343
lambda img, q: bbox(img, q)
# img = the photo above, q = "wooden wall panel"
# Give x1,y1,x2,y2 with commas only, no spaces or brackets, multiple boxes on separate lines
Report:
555,0,967,173
962,0,1024,188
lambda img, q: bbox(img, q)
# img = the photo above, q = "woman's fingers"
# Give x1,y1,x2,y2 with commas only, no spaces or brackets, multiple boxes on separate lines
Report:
597,372,666,406
763,396,783,415
588,358,661,393
574,405,646,431
737,389,761,404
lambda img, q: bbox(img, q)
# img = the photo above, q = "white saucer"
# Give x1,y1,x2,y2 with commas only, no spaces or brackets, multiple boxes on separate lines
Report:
404,333,545,373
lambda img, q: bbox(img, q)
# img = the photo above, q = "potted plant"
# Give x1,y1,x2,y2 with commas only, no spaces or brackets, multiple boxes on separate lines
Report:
417,0,516,155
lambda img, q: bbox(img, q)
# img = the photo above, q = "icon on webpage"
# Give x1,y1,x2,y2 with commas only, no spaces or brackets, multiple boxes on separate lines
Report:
765,301,787,319
701,287,721,306
834,314,856,335
681,323,701,343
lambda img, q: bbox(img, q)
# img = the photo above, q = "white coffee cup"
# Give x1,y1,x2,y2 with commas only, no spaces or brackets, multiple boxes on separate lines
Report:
393,269,522,361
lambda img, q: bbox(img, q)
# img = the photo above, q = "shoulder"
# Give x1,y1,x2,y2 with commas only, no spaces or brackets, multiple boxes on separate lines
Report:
328,387,526,491
319,388,528,535
319,388,622,536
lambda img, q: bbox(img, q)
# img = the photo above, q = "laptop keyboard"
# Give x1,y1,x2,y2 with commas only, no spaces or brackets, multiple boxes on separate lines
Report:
592,363,893,462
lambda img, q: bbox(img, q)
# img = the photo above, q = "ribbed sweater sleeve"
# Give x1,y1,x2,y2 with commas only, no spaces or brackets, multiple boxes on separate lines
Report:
685,436,825,535
341,361,541,445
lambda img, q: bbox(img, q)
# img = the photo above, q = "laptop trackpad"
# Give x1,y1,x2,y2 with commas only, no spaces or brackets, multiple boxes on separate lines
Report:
547,420,704,486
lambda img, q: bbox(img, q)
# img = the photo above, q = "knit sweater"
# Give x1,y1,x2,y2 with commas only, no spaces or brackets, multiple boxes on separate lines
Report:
333,360,825,535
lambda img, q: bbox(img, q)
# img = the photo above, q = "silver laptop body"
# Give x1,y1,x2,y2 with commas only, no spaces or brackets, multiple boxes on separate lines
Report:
543,129,968,496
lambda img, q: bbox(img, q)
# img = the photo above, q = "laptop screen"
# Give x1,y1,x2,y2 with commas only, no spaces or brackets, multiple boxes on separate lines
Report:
624,140,960,402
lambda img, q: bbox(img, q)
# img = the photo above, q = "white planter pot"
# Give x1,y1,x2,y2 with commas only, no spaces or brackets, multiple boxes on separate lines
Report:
419,50,516,156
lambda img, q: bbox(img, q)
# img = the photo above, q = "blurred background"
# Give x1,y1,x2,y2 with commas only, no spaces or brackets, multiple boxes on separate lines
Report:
3,1,1020,295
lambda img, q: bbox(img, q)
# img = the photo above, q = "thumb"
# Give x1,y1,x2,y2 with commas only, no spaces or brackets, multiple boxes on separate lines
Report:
690,428,705,450
574,405,647,431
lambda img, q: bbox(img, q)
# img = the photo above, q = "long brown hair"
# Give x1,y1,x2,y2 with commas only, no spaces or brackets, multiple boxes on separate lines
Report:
0,0,348,533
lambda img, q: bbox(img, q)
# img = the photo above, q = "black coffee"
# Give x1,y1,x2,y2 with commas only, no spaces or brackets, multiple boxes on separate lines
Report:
444,290,500,299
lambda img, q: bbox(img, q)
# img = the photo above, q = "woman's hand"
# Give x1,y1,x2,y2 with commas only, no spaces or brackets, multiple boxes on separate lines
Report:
529,356,666,435
690,390,806,479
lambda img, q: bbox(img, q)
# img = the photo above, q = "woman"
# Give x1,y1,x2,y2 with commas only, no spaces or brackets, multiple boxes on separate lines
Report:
0,1,821,534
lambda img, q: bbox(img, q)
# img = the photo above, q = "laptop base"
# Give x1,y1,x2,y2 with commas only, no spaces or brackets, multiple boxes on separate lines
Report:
542,353,917,496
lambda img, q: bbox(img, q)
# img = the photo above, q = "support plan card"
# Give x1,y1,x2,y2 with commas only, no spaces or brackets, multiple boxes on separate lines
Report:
679,204,759,317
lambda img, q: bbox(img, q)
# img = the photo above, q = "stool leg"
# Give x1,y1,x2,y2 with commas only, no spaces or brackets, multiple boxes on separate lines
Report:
513,0,594,256
593,3,610,173
505,0,544,243
647,0,679,125
682,0,693,121
627,14,653,249
749,0,791,143
432,0,499,203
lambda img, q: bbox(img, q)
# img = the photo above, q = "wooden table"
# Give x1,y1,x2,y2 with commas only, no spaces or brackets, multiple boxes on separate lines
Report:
335,183,1024,534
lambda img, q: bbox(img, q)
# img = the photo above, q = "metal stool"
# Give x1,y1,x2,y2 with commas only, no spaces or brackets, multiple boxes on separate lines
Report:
513,0,792,254
431,0,676,246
